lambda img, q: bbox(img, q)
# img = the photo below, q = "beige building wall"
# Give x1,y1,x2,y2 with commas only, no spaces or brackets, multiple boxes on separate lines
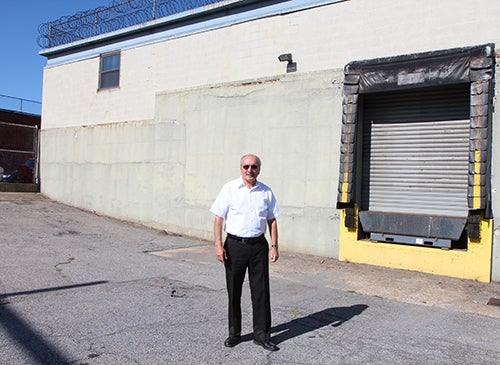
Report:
40,0,500,280
42,0,500,127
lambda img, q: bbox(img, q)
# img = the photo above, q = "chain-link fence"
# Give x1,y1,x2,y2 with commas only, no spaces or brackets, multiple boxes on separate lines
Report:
0,122,39,184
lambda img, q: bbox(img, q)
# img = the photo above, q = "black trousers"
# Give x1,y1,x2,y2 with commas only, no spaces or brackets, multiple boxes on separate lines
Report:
224,236,271,342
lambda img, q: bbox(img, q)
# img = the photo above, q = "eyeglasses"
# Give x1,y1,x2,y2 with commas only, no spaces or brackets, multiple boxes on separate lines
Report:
242,164,259,170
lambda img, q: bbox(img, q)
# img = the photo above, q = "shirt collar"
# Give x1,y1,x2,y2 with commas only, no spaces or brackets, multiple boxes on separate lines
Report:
238,176,261,190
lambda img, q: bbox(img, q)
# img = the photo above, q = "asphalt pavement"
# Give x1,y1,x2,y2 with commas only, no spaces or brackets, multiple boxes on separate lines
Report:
1,192,499,365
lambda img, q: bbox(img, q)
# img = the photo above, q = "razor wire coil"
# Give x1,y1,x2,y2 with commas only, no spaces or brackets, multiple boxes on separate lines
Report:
38,0,223,48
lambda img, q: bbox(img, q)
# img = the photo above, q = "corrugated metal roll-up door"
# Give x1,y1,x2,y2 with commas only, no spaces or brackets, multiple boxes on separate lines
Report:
361,84,470,218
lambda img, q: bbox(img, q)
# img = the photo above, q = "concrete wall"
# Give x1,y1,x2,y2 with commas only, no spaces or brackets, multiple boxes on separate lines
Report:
40,0,500,280
41,71,342,257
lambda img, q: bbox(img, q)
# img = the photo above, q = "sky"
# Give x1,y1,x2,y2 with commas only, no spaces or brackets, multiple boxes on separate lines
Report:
0,1,111,114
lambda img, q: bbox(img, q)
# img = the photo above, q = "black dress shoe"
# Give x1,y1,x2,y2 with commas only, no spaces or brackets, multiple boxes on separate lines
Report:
224,336,242,347
253,339,279,351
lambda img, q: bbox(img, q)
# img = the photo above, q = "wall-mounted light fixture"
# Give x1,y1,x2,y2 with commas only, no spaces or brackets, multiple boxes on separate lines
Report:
278,53,297,73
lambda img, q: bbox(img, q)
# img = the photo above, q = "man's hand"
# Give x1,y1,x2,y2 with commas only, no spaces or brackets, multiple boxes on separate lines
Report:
215,243,227,263
270,246,279,263
213,216,226,263
268,218,279,263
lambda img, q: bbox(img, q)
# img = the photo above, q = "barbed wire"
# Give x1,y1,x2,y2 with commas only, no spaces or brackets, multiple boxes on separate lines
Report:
37,0,224,49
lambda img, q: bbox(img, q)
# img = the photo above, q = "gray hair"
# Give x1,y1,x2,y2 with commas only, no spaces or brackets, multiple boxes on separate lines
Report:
240,154,261,167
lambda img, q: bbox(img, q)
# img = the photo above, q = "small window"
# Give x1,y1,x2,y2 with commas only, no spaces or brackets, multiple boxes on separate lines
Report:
99,52,120,89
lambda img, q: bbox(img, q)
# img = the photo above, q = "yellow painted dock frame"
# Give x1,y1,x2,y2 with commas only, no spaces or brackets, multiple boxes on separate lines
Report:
339,208,493,283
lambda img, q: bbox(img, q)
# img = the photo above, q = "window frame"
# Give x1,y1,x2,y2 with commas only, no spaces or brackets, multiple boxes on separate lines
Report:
99,51,121,90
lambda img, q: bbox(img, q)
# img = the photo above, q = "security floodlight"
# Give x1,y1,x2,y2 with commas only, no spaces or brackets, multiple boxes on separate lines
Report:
278,53,293,62
278,53,297,73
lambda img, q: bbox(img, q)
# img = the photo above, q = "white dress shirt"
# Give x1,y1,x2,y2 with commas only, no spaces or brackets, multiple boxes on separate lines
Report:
210,177,281,238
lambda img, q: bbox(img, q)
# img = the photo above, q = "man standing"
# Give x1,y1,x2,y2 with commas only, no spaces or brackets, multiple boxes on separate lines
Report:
210,154,281,351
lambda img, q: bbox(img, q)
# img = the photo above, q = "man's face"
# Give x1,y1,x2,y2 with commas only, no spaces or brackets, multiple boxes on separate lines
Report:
240,155,260,187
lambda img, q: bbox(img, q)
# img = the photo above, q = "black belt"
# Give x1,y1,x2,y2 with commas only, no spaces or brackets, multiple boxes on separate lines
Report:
227,233,265,244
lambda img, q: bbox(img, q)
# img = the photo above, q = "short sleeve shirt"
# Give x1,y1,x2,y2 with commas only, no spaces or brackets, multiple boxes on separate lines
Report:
210,177,281,238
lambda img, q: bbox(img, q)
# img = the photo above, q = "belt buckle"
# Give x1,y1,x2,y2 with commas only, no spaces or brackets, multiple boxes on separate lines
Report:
241,238,250,244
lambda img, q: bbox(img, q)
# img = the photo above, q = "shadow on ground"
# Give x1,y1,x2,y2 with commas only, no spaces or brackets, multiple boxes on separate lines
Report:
0,281,108,365
239,304,368,344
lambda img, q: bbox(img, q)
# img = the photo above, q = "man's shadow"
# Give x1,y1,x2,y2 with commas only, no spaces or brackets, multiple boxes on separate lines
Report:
242,304,368,344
